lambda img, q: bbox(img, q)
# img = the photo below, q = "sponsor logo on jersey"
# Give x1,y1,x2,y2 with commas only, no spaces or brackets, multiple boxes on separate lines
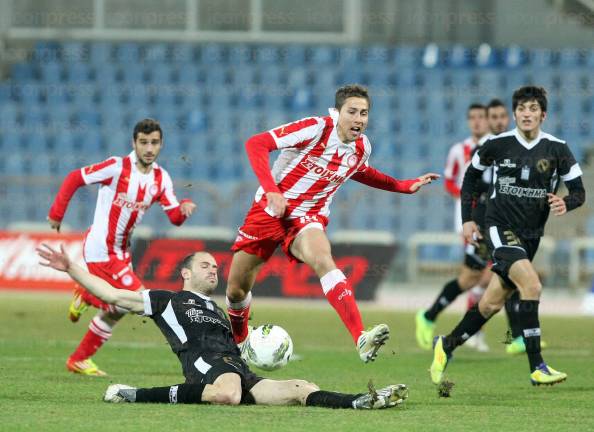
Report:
113,193,150,211
536,159,551,174
499,176,516,185
186,308,226,327
299,155,346,184
183,299,197,306
347,154,358,168
498,185,547,198
149,184,159,196
500,159,516,168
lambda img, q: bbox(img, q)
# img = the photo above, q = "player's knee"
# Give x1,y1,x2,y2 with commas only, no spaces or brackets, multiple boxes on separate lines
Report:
289,380,320,405
479,298,502,318
226,279,248,300
212,388,242,406
523,281,542,299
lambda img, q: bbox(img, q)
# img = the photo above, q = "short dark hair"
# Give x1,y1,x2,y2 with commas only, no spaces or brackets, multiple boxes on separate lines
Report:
487,98,506,112
133,118,163,141
467,103,487,115
512,86,547,112
335,84,371,110
180,253,195,272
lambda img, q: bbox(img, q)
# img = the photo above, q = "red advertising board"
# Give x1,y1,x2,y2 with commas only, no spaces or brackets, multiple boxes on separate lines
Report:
0,231,397,300
0,231,84,291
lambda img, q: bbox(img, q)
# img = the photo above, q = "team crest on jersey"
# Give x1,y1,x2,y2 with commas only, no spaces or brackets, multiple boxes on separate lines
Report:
347,154,358,168
149,184,159,196
536,159,551,174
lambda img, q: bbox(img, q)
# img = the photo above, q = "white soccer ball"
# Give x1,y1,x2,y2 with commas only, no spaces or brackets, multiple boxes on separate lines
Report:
245,324,293,371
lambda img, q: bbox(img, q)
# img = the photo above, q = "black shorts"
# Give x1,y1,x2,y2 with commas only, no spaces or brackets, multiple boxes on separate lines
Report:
464,238,490,270
183,353,263,392
485,226,540,289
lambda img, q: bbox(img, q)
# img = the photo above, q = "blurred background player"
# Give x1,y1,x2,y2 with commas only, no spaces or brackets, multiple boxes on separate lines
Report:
226,84,439,363
47,118,196,376
431,86,585,387
38,245,409,410
415,104,489,351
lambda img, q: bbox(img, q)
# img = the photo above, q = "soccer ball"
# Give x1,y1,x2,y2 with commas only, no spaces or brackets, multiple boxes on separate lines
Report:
244,324,293,371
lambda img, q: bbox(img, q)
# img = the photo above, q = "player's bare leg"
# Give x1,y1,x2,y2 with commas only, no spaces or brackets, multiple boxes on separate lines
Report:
250,378,408,409
290,228,389,362
201,373,243,405
67,309,125,376
226,251,266,344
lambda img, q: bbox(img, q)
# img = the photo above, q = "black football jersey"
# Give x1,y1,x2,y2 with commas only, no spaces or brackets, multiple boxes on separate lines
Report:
141,290,240,359
472,129,582,238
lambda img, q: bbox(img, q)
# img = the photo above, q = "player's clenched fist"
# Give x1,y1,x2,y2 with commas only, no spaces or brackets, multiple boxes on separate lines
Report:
265,192,287,217
462,221,482,246
547,193,566,216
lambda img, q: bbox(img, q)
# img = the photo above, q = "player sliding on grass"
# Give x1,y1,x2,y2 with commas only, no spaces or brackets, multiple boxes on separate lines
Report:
226,84,439,363
38,245,409,410
47,119,196,376
430,86,585,387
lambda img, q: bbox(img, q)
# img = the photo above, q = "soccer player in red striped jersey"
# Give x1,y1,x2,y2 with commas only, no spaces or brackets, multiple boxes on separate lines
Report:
47,118,196,376
226,84,439,363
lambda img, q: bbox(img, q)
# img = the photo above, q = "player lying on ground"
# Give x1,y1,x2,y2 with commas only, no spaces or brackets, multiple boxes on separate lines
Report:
226,84,439,363
417,99,540,355
47,119,196,376
38,245,409,409
430,86,585,387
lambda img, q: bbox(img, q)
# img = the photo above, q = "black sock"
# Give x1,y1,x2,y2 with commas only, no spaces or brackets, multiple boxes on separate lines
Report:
424,279,463,322
443,304,489,355
518,300,544,372
135,383,204,404
504,291,523,339
305,391,361,409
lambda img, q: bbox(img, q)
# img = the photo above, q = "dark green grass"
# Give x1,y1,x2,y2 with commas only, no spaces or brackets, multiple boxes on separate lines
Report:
1,292,593,431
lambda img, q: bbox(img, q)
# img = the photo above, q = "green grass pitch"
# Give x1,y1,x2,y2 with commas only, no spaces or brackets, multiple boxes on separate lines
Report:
1,292,593,431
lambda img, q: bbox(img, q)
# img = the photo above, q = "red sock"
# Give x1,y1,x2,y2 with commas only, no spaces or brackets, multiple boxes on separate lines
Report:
323,276,364,344
226,292,252,344
69,316,112,361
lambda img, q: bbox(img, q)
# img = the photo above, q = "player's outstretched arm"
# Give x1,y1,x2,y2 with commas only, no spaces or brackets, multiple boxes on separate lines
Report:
351,166,439,194
37,244,145,313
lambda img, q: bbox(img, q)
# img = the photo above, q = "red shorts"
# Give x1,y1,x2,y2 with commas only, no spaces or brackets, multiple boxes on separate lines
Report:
80,255,143,310
231,201,329,262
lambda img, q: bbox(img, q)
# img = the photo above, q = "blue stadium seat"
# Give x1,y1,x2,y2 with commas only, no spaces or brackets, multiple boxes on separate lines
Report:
33,41,61,62
337,47,361,67
1,131,22,152
11,63,36,82
445,45,473,68
228,44,252,65
39,61,64,84
475,44,499,68
259,67,286,86
335,69,365,86
21,107,48,128
153,86,179,106
309,46,337,65
47,105,72,128
65,63,93,83
202,65,230,86
23,131,49,153
4,153,27,176
558,48,584,68
236,88,263,108
393,46,420,68
283,45,307,67
289,88,315,111
262,91,286,111
149,64,174,84
230,67,258,86
70,84,97,106
254,45,281,64
73,109,102,128
115,42,141,63
144,43,169,62
286,68,309,88
502,45,528,68
89,42,113,64
172,43,196,63
93,64,119,84
529,48,558,68
0,105,19,128
30,153,53,177
201,44,227,64
45,85,70,106
60,41,88,62
362,45,391,64
119,65,147,83
177,65,200,85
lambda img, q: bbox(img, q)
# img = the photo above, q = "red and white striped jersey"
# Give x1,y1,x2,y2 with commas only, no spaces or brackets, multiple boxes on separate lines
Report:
444,136,478,232
82,151,180,262
254,115,371,219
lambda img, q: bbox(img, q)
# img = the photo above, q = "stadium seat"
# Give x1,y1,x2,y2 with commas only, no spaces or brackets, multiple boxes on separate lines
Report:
393,46,420,68
202,65,230,86
228,44,253,65
309,46,337,65
558,48,584,68
89,42,113,64
0,105,19,129
93,64,119,84
502,45,528,68
289,88,315,111
475,43,499,68
33,41,61,62
144,43,169,62
65,63,93,83
254,45,281,64
445,45,473,68
201,43,228,64
149,64,174,84
11,63,36,82
60,41,88,62
45,85,70,106
259,67,286,86
231,67,258,86
39,61,64,84
529,48,558,68
21,107,48,128
337,46,361,67
286,68,309,88
177,65,200,85
282,45,307,67
115,42,141,63
119,65,147,83
171,43,196,63
362,45,391,64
